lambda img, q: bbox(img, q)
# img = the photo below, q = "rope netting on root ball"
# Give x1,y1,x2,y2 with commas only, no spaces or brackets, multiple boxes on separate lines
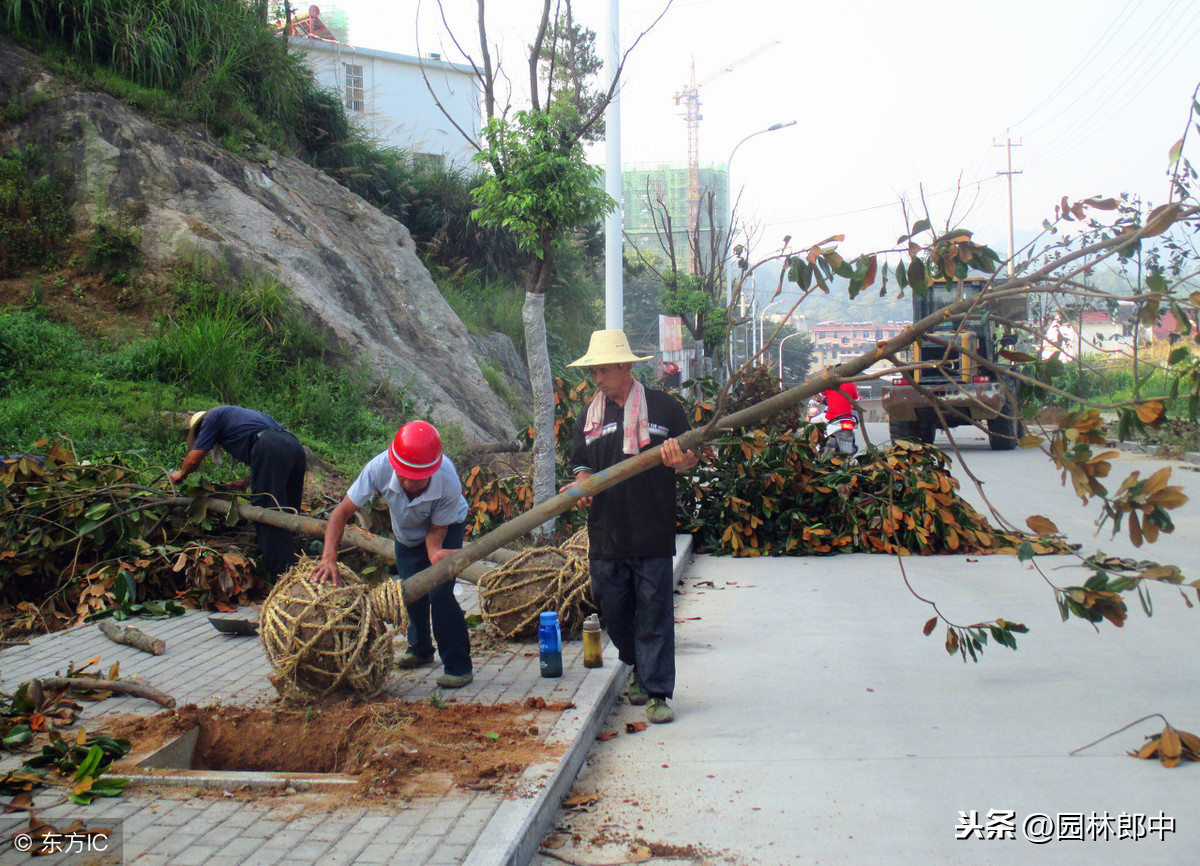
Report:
478,530,596,640
260,556,407,701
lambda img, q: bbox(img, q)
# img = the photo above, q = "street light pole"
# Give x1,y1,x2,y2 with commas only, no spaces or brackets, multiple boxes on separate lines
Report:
726,120,796,367
758,298,790,358
778,331,806,385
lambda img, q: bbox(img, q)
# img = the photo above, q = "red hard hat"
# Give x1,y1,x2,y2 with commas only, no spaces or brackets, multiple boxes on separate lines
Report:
388,421,443,480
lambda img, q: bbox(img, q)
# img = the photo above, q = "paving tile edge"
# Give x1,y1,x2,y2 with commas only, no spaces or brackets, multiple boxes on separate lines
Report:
462,535,695,866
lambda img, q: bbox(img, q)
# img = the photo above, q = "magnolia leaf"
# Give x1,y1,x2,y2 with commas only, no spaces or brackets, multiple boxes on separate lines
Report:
922,616,938,636
1160,726,1182,760
1142,202,1182,238
1131,738,1159,759
1025,515,1059,536
1135,400,1165,424
1168,137,1184,166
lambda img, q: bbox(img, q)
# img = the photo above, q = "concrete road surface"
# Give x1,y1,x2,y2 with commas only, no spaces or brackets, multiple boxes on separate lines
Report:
533,422,1200,865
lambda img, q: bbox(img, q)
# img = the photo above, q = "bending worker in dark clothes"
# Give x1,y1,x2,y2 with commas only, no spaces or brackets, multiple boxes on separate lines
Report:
170,406,306,580
563,330,698,725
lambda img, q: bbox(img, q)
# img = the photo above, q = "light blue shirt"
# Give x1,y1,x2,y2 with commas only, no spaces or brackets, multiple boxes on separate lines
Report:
346,451,468,547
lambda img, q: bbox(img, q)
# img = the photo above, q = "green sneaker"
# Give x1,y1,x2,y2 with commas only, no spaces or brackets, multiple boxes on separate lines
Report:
627,670,649,706
396,652,435,669
436,671,474,689
646,697,674,724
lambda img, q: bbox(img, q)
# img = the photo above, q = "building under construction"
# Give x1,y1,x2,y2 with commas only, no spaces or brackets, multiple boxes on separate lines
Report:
622,163,729,276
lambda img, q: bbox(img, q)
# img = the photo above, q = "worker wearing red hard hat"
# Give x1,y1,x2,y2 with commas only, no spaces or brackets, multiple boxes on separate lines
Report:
313,421,473,688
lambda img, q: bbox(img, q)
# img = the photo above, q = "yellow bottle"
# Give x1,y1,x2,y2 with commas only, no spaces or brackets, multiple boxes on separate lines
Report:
582,614,603,668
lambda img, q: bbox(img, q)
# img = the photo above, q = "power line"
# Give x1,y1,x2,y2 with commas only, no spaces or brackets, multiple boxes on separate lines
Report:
1021,3,1200,174
1009,0,1144,130
1018,0,1187,146
757,173,1006,229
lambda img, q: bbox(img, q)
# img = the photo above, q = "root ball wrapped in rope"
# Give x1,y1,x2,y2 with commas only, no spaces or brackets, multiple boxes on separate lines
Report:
478,530,596,640
260,556,404,701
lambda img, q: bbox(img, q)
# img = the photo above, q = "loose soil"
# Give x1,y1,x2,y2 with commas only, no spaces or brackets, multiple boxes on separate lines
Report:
105,698,572,800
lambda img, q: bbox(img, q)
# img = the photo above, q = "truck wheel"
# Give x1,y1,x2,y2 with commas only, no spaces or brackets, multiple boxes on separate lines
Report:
889,418,919,443
988,407,1017,451
916,416,937,444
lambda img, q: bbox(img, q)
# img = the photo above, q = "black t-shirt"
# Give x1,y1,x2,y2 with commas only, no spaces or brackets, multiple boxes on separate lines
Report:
570,387,690,560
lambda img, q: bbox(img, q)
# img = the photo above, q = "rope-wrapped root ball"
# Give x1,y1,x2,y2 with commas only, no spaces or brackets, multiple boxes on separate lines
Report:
478,530,597,640
478,547,568,639
556,529,595,636
260,557,398,701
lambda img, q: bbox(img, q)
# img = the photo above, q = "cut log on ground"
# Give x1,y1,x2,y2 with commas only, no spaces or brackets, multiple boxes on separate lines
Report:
34,677,176,708
97,619,166,655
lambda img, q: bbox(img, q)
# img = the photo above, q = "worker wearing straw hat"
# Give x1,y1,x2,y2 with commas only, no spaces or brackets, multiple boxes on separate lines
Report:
564,330,698,724
171,406,306,580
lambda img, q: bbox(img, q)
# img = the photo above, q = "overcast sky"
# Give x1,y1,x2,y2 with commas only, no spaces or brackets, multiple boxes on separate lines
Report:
327,0,1198,269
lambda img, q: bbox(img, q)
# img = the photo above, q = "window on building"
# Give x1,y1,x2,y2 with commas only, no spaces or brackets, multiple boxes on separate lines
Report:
344,63,364,112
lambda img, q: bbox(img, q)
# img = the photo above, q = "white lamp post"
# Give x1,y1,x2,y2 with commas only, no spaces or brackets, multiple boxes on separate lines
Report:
757,298,790,357
778,331,806,384
725,120,797,307
726,121,796,369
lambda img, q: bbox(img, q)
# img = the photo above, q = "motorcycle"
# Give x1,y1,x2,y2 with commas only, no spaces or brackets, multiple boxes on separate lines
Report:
807,396,859,458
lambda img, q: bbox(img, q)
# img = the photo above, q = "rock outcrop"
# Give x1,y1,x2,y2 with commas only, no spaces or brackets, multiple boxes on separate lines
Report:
0,35,517,442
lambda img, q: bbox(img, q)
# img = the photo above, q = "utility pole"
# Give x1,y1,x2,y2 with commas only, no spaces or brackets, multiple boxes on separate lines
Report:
603,0,622,329
994,133,1022,278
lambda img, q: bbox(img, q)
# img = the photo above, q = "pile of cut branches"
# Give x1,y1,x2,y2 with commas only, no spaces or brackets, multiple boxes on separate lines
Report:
1,439,259,633
678,429,1066,557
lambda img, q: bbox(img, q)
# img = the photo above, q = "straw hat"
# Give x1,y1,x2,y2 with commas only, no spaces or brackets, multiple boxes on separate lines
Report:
185,410,222,464
567,330,653,367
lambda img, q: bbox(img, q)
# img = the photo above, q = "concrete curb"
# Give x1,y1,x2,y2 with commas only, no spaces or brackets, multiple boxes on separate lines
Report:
464,535,695,866
1108,439,1200,465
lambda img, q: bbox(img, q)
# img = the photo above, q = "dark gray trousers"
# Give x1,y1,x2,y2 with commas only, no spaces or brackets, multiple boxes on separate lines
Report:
590,557,675,699
248,429,306,579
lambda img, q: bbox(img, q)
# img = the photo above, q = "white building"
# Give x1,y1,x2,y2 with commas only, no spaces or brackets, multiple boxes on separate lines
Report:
289,36,481,166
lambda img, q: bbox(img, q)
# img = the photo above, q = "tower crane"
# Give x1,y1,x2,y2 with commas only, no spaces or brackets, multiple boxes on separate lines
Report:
672,40,780,244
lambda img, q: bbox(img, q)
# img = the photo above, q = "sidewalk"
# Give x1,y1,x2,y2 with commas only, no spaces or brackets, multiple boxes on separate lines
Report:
0,536,693,866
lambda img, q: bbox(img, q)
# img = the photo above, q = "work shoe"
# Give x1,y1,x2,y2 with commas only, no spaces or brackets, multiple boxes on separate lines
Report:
646,697,675,725
436,671,474,689
627,670,649,706
395,652,435,670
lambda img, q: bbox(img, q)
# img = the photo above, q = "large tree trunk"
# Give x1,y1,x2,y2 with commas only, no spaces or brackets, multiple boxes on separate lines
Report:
523,289,557,540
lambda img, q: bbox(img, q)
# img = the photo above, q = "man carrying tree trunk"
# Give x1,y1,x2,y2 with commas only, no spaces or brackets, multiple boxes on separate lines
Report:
564,330,698,724
170,406,305,580
312,421,474,689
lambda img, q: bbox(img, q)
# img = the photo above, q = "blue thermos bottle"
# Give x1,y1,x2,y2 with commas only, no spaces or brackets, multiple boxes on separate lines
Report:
538,611,563,678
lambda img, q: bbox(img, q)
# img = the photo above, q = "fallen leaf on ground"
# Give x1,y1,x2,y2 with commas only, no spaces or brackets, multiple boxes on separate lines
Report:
563,794,599,809
625,721,648,734
596,729,618,742
630,845,653,863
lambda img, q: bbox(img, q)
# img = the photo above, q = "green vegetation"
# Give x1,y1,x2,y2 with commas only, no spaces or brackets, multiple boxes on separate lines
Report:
0,148,70,277
0,0,601,368
0,262,417,475
0,0,310,150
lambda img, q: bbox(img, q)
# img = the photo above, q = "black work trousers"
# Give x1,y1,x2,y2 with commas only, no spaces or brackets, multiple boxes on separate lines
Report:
248,429,306,579
590,557,675,699
394,522,472,677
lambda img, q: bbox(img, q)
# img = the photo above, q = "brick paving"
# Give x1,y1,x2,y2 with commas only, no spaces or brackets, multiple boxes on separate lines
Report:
0,538,691,865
